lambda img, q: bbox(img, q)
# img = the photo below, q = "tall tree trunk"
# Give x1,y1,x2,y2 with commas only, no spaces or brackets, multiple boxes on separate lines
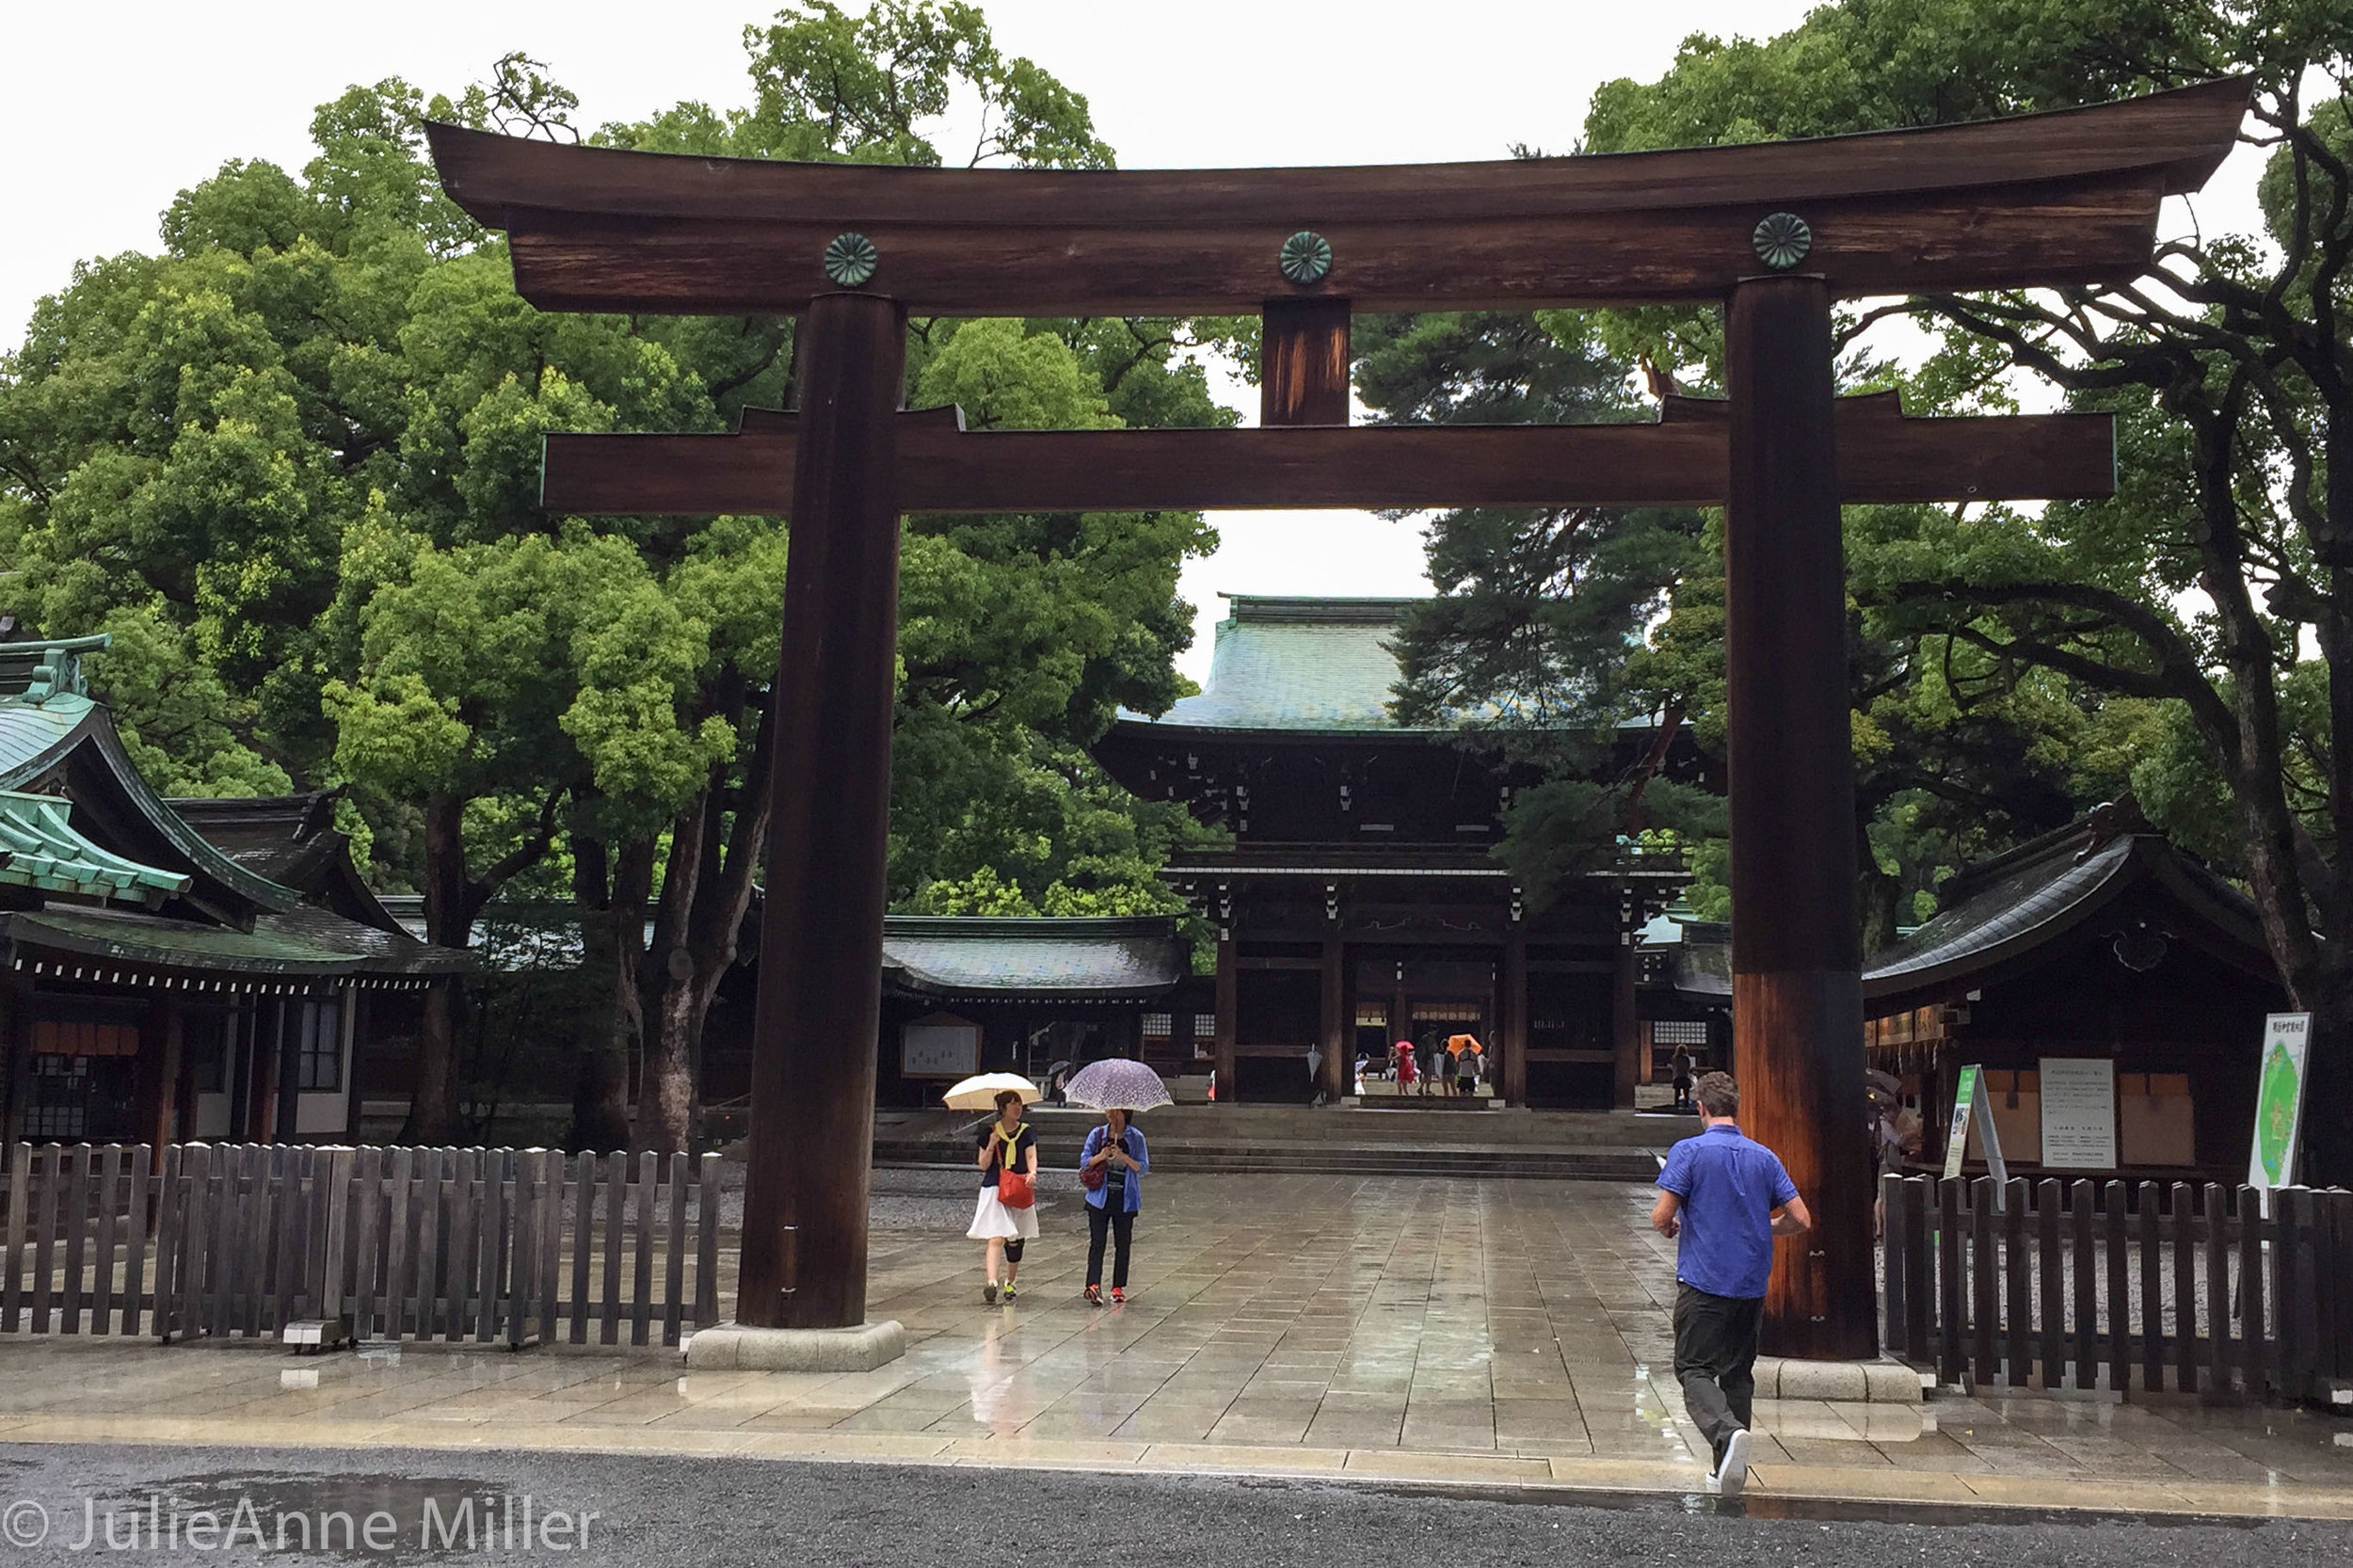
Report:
634,691,776,1154
569,833,653,1150
402,792,470,1144
635,791,711,1155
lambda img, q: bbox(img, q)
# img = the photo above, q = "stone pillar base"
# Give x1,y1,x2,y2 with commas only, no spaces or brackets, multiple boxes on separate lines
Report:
684,1320,906,1372
1753,1356,1923,1404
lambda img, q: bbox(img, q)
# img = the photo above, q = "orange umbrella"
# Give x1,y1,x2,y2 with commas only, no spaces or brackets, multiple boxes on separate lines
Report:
1448,1034,1482,1057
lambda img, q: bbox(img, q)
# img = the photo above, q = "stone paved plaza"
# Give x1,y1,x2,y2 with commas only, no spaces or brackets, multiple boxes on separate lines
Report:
0,1172,2348,1517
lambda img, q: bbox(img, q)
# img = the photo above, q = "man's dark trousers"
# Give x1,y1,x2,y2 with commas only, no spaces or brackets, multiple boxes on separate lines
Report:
1673,1282,1763,1459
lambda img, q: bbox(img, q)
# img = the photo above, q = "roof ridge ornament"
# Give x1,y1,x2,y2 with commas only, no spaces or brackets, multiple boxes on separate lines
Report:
0,632,112,705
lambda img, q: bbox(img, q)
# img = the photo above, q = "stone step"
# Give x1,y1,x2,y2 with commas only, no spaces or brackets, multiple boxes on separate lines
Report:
871,1139,1660,1182
878,1104,1689,1149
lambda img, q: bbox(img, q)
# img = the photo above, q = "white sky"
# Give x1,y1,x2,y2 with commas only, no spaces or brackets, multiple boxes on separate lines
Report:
3,1,2273,683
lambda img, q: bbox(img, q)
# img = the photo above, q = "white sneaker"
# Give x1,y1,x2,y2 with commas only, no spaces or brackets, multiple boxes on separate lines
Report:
1711,1429,1752,1497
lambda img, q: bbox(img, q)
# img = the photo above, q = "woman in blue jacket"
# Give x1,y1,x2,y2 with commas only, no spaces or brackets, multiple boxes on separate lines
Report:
1079,1108,1148,1305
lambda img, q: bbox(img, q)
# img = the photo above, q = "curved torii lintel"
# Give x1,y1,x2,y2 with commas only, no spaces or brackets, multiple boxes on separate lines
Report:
426,76,2249,315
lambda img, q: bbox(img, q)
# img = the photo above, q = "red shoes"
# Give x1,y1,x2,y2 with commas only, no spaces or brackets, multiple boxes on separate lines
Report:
1084,1285,1103,1307
1111,1288,1127,1304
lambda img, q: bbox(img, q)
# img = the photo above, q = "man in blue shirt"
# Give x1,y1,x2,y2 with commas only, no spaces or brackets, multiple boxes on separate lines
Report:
1651,1071,1812,1496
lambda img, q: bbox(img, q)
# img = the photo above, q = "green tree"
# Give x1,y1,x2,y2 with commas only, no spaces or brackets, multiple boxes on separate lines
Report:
1587,0,2353,1176
3,6,1233,1154
589,3,1226,1150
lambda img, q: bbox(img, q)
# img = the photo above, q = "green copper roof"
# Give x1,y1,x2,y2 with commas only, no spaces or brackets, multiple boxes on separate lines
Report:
1120,596,1426,735
881,916,1186,1000
0,692,97,783
0,673,296,919
1,904,462,978
0,789,191,907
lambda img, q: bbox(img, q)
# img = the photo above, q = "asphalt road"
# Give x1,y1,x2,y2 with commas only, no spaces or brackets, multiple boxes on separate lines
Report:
0,1445,2342,1567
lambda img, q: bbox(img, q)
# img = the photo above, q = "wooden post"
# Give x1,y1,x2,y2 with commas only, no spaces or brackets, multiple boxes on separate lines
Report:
1318,936,1347,1103
134,997,177,1148
1261,299,1351,427
1723,275,1876,1361
1212,933,1237,1103
737,291,906,1332
1611,926,1641,1110
1501,931,1528,1107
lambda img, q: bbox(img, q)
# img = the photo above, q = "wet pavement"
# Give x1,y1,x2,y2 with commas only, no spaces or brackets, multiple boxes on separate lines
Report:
7,1444,2353,1566
0,1173,2345,1519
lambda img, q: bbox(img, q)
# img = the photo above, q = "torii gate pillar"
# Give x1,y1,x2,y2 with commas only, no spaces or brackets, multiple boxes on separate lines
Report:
738,291,905,1331
1723,275,1878,1360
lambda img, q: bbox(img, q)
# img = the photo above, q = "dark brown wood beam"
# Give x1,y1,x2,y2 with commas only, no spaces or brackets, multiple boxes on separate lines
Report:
1262,299,1352,427
502,173,2169,316
542,395,2113,516
429,80,2246,313
736,293,905,1333
435,82,2243,229
1723,275,1878,1361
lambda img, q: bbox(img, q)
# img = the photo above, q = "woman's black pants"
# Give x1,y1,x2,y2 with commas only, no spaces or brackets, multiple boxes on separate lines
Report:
1085,1202,1134,1288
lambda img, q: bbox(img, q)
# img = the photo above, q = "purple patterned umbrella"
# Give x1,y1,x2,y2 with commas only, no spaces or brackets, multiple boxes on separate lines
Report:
1063,1058,1173,1112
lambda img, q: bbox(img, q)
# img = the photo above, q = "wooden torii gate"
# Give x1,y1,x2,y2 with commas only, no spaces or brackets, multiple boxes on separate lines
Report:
429,77,2245,1360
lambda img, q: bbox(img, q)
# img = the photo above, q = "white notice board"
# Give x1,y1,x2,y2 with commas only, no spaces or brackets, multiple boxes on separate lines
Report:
2039,1058,2118,1170
901,1020,981,1078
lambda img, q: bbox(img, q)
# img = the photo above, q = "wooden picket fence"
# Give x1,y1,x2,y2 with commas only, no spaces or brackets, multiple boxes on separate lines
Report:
0,1143,727,1349
1881,1174,2353,1403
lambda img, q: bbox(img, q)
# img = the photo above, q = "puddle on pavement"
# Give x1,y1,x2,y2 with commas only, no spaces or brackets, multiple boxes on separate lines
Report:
1333,1477,2275,1529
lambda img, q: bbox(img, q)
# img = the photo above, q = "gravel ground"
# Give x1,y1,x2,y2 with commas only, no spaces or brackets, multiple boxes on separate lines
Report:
0,1444,2343,1566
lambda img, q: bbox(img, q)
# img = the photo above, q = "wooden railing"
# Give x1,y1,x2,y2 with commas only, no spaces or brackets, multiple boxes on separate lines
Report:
0,1143,727,1348
1881,1174,2353,1403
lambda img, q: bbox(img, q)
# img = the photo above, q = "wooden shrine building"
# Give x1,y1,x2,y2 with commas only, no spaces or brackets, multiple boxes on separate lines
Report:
1863,804,2286,1183
704,914,1188,1110
0,637,465,1148
1097,596,1696,1108
432,78,2249,1354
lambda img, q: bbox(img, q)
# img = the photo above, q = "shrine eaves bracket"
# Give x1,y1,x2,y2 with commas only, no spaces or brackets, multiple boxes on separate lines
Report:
429,75,2249,1360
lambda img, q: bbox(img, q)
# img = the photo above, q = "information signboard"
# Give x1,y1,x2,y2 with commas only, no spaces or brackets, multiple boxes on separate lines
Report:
2039,1058,2119,1170
901,1020,981,1079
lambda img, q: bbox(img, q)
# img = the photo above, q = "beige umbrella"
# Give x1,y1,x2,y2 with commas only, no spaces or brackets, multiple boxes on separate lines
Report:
942,1072,1044,1112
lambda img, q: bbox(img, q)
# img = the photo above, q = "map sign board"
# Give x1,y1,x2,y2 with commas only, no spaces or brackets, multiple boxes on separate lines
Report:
2039,1058,2119,1170
1942,1064,2009,1186
2249,1013,2313,1196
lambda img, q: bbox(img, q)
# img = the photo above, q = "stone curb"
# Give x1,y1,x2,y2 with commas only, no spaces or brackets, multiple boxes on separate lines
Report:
1753,1356,1923,1404
682,1320,906,1372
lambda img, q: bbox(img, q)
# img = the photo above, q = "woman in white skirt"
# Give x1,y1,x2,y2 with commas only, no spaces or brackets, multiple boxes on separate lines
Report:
968,1089,1039,1303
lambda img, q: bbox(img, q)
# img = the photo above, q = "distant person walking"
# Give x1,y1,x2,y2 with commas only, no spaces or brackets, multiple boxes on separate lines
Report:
968,1090,1039,1304
1672,1051,1695,1112
1306,1043,1323,1107
1079,1108,1149,1305
1649,1072,1812,1496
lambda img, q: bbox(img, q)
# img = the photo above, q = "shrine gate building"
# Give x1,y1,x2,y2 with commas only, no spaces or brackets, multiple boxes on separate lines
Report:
1096,596,1701,1109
